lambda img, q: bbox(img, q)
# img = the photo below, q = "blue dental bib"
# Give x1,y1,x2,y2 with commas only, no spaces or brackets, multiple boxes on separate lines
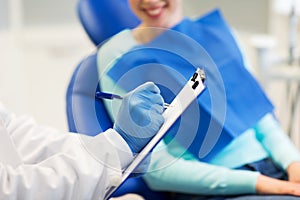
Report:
106,9,274,161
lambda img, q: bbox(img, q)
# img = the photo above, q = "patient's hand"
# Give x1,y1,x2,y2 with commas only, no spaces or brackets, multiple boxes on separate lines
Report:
287,161,300,183
256,174,300,196
110,194,144,200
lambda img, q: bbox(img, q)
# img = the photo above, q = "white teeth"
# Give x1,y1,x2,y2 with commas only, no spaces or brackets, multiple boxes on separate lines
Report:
147,8,161,16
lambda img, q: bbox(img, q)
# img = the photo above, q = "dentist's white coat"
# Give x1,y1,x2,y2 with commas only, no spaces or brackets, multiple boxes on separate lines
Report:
0,103,133,200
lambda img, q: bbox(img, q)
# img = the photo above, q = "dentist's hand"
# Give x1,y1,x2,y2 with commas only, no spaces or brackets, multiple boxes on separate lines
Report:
114,82,165,153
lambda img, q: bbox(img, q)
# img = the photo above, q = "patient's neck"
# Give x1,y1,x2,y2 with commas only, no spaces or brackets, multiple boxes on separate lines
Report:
132,26,166,44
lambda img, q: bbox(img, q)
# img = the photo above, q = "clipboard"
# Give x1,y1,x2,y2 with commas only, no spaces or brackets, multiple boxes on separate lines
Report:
105,68,206,199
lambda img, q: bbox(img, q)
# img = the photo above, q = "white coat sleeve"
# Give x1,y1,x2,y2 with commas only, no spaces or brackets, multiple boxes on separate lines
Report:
0,103,134,200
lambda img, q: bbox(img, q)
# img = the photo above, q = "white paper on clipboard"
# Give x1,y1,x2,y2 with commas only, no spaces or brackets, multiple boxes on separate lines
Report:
105,68,206,199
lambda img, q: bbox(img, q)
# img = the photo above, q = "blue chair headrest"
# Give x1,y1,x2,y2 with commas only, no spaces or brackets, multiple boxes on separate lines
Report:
77,0,140,46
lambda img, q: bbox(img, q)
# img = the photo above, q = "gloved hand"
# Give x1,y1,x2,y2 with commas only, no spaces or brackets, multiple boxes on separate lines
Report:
114,82,165,153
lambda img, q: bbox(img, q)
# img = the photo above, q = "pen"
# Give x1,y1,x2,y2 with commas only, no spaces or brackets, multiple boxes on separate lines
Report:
95,91,171,108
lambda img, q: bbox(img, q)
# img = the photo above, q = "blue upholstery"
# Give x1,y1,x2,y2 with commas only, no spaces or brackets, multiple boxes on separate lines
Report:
66,53,112,135
77,0,140,46
66,0,169,198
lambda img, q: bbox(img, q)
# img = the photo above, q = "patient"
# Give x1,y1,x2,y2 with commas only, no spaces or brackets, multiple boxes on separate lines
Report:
96,0,300,199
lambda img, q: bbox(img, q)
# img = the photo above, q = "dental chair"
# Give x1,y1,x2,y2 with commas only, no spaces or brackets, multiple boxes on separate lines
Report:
66,0,168,198
77,0,140,46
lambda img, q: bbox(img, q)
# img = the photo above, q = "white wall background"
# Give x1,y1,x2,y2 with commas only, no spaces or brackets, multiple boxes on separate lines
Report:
183,0,271,34
0,0,9,29
0,0,94,131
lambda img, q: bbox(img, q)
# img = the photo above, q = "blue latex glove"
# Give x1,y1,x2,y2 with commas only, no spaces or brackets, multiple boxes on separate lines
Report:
114,82,165,153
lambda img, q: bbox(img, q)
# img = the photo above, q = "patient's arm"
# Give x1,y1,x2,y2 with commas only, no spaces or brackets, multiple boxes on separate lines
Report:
144,141,300,196
254,113,300,171
143,141,260,195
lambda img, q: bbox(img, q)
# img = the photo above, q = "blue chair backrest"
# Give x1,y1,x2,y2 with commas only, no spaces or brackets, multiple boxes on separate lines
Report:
66,52,112,135
66,0,169,198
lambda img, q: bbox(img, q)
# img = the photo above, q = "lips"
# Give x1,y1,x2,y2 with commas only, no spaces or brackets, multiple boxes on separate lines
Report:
141,1,167,18
145,7,163,17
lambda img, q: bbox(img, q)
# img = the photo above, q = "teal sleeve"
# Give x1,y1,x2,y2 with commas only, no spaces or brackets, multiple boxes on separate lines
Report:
143,141,260,195
254,113,300,170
